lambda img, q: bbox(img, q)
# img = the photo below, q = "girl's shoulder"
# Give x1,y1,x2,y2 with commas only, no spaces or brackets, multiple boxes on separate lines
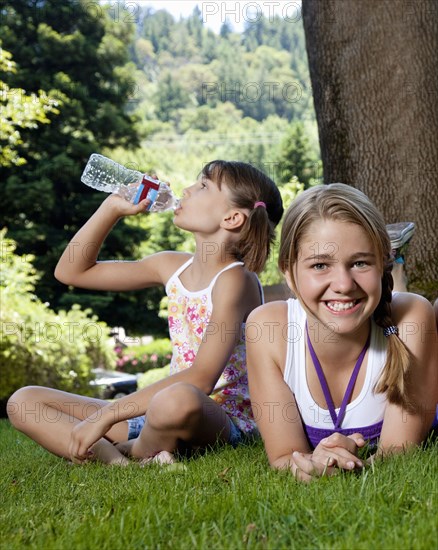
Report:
210,261,267,291
247,300,289,325
391,291,435,325
246,301,290,367
155,251,193,282
211,265,262,312
391,292,437,353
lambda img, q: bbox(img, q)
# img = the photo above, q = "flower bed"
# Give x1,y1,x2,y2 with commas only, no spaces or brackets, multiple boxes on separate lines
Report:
115,338,172,374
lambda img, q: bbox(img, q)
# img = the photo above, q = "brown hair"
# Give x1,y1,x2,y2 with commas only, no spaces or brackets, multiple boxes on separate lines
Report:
278,183,415,412
201,160,283,273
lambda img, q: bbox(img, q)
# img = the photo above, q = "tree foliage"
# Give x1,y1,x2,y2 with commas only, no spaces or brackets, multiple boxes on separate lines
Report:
1,3,321,335
0,43,60,166
0,0,155,333
133,7,313,122
276,121,321,186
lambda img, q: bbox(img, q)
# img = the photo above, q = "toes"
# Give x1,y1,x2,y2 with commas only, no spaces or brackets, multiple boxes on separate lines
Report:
138,451,176,467
153,451,176,464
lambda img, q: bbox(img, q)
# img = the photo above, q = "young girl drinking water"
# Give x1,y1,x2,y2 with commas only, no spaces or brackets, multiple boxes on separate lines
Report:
247,183,437,482
8,160,283,465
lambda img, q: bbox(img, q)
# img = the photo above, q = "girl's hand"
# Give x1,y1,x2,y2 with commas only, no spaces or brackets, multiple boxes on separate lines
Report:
69,413,113,464
291,433,365,482
103,192,151,218
312,432,365,471
290,451,338,482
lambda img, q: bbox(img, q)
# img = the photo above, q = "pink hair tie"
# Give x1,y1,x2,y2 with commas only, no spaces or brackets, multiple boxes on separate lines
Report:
254,201,266,209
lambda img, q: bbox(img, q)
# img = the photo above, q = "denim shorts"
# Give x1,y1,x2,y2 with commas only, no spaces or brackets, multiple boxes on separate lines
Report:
127,414,244,447
228,419,244,447
127,415,145,440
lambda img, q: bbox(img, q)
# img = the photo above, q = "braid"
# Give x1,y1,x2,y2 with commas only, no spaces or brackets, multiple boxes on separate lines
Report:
373,267,416,412
373,267,394,329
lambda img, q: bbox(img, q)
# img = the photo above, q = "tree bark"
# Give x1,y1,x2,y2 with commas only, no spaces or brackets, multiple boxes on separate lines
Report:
302,0,438,297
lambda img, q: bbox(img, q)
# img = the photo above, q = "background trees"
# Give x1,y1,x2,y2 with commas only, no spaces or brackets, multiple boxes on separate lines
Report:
0,0,166,334
302,0,438,297
1,3,321,335
0,44,60,167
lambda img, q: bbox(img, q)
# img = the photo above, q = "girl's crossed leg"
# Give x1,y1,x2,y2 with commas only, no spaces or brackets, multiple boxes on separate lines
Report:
7,386,130,465
116,382,232,461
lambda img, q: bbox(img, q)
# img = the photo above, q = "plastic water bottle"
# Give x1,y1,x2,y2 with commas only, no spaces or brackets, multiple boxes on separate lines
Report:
81,154,180,212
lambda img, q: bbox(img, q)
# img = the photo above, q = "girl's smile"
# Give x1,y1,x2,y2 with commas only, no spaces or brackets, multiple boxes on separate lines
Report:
324,299,363,314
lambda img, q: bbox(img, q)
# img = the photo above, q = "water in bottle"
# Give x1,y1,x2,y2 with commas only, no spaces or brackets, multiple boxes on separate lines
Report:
81,154,180,212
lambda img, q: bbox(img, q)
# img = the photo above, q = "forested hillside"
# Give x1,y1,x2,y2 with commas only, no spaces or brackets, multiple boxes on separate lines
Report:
1,2,319,335
116,5,319,187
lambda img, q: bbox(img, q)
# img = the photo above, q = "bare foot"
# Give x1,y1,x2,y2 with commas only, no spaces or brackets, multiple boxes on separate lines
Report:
104,455,131,466
90,439,130,466
140,451,176,467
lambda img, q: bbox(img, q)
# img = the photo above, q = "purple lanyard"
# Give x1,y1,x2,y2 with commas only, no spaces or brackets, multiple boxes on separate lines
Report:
306,324,370,430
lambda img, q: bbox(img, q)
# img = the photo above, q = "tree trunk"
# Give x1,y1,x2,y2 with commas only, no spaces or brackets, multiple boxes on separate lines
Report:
302,0,438,298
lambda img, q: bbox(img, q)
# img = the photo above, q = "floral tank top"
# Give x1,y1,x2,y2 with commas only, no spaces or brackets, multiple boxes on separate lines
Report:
165,257,258,433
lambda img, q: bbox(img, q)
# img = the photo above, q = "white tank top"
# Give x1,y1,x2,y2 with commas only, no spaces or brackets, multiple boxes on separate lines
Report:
283,299,388,435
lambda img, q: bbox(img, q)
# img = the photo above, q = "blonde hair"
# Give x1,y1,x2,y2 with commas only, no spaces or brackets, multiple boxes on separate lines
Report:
278,183,415,412
201,160,283,273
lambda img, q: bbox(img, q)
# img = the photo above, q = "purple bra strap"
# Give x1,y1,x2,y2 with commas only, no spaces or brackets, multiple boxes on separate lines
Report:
306,323,370,430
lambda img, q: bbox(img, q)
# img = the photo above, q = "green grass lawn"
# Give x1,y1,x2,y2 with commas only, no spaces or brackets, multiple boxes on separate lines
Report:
1,419,436,550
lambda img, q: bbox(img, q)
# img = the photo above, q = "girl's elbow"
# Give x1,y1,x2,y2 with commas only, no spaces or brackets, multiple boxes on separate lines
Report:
200,374,217,395
54,264,65,283
191,369,220,395
271,455,291,471
54,263,76,286
203,380,215,395
54,264,69,285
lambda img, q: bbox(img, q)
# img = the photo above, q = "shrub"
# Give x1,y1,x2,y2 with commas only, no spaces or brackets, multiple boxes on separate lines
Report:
115,338,172,374
137,365,170,388
0,230,115,399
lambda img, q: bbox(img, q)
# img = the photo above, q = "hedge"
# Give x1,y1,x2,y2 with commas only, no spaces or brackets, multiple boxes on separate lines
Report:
1,230,115,400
